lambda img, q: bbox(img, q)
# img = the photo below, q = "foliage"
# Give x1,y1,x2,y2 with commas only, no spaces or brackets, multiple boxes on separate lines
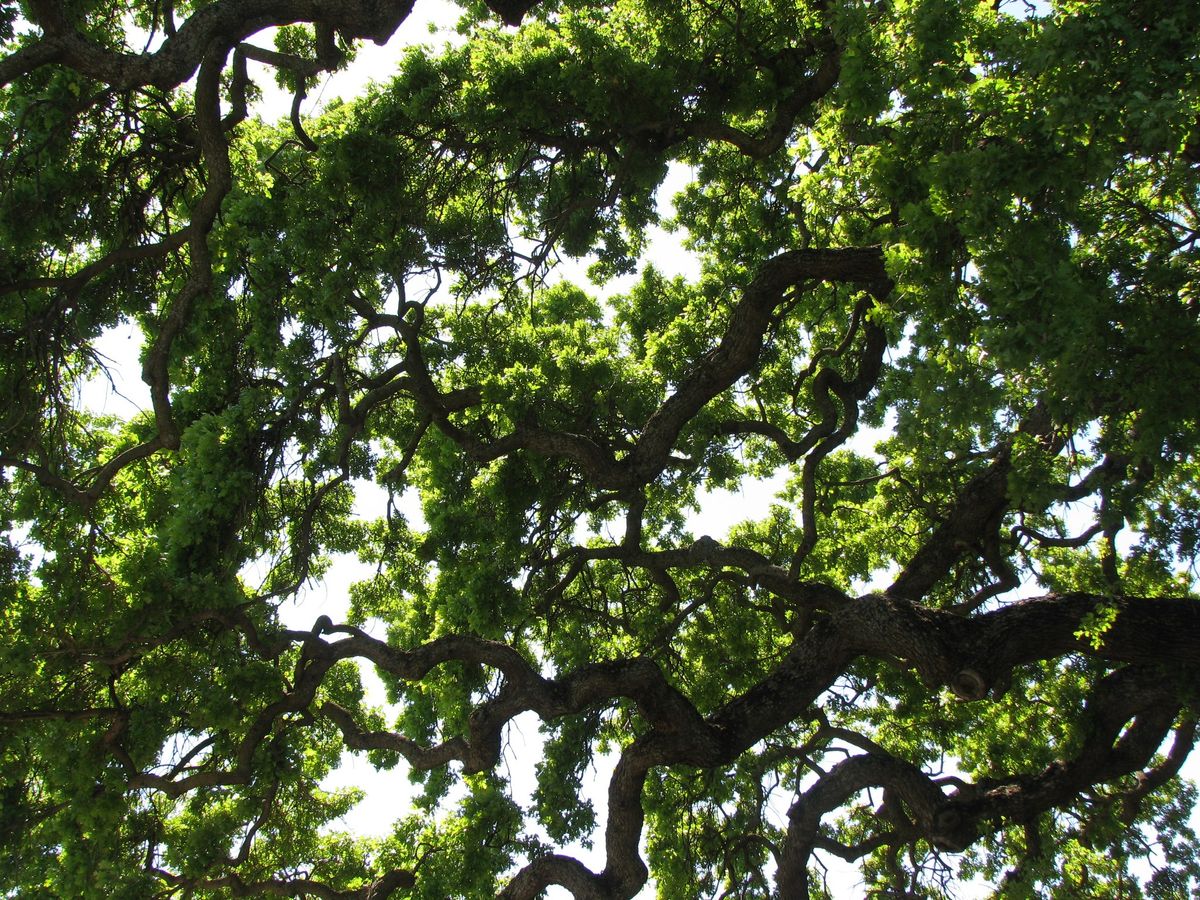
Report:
2,0,1200,896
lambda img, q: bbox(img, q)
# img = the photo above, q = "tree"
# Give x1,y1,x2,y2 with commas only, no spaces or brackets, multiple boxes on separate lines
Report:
2,0,1200,895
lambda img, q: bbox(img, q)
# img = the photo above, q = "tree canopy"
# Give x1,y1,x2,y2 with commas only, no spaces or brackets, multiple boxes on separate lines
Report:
3,0,1200,896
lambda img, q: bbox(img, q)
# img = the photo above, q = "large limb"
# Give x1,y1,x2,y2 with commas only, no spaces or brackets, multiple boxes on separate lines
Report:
12,588,1193,896
403,248,891,492
776,664,1191,896
273,593,1200,895
5,0,417,89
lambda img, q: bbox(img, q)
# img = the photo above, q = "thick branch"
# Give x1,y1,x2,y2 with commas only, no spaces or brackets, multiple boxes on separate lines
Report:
406,248,891,492
888,449,1013,602
4,0,418,90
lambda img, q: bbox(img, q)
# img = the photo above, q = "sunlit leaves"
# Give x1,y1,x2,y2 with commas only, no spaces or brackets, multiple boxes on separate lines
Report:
2,0,1200,896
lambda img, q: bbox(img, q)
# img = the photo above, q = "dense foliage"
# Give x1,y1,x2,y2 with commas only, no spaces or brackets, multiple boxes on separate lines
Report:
3,0,1200,896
